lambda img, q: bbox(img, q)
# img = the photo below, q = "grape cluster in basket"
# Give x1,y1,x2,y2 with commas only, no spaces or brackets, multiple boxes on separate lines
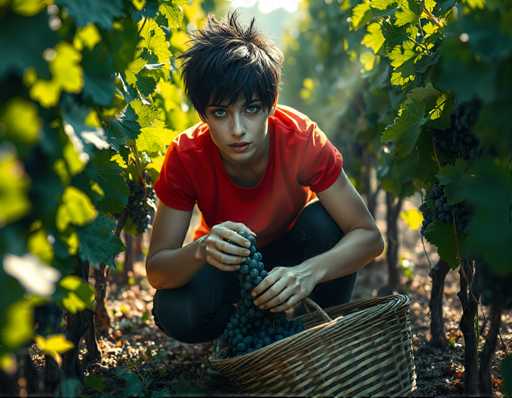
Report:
219,231,305,358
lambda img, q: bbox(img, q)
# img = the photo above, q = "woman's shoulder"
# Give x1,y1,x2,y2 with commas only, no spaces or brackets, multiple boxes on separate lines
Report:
271,105,319,148
272,104,316,135
171,122,212,155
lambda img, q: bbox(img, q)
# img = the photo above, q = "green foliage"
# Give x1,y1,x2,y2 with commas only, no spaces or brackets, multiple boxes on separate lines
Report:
0,0,215,374
285,0,512,391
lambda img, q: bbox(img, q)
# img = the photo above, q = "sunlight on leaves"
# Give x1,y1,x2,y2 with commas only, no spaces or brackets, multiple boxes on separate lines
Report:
400,208,423,230
352,2,371,30
59,275,95,313
0,152,30,226
388,41,415,68
360,51,376,71
1,98,41,144
12,0,49,16
429,94,448,120
51,42,83,93
56,186,97,231
35,334,74,366
30,79,61,107
4,254,60,296
28,228,54,264
1,300,33,348
362,23,385,53
74,24,101,50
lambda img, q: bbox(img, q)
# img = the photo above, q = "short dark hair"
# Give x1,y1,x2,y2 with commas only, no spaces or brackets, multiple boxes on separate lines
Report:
179,11,284,119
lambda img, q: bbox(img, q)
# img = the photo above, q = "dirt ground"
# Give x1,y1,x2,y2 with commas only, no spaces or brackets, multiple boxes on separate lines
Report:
82,194,511,397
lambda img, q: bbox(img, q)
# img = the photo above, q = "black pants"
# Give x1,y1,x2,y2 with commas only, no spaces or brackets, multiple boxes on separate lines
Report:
152,200,357,343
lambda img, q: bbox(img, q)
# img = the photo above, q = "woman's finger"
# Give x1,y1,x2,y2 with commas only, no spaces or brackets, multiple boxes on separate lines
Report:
205,254,240,272
206,244,246,265
270,294,301,313
253,277,288,308
261,285,295,310
212,235,251,257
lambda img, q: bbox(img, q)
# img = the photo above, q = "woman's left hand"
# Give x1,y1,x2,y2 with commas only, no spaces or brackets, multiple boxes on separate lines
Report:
251,266,317,314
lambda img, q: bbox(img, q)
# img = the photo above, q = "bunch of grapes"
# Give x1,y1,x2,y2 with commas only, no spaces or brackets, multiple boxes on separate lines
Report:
431,100,482,164
420,183,472,236
126,178,156,234
219,231,305,358
474,260,512,309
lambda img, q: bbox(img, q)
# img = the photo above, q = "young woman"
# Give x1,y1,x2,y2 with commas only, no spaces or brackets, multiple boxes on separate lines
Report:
146,12,384,344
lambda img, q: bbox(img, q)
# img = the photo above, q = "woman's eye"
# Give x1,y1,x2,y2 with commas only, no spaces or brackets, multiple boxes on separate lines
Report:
246,105,261,114
213,109,226,118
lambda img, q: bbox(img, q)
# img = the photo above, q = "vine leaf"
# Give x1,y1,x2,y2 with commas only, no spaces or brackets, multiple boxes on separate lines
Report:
424,221,458,268
382,86,439,158
56,0,124,29
77,215,124,267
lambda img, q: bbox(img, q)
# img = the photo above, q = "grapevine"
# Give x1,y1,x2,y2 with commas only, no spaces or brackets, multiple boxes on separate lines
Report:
431,100,482,164
420,182,472,236
125,176,156,234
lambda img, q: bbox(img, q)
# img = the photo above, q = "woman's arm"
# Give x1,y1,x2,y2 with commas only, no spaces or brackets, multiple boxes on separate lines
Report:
146,201,256,290
252,169,385,312
145,202,206,290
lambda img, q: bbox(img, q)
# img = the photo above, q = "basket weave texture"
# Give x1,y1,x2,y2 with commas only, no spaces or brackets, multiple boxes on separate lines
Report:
209,294,416,396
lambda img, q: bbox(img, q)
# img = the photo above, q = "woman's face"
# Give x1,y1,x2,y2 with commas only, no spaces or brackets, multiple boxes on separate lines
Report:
203,96,274,166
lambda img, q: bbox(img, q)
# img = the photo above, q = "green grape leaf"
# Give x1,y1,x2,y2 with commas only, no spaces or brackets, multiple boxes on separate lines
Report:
56,187,97,231
62,97,110,154
0,12,56,78
56,0,124,29
424,221,459,268
0,98,41,145
435,37,497,103
105,19,139,73
77,215,123,267
139,19,171,67
57,275,95,313
130,0,159,22
382,86,439,158
105,105,140,150
136,127,175,155
379,131,435,196
131,99,163,128
474,102,512,156
82,44,115,106
381,20,409,50
395,0,419,26
159,3,184,28
362,23,385,54
452,11,512,61
0,299,33,349
86,150,128,214
0,151,30,227
454,159,512,274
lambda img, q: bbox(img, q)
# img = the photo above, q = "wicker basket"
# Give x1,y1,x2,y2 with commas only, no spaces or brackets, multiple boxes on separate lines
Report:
209,294,416,396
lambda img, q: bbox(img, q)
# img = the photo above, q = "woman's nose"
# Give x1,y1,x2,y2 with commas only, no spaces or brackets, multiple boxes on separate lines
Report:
232,113,245,137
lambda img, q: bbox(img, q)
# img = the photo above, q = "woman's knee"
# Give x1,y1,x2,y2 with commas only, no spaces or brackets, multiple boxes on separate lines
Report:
152,288,233,344
294,201,344,253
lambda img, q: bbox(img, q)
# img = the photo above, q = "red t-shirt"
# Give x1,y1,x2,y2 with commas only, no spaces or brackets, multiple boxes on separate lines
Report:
154,105,343,247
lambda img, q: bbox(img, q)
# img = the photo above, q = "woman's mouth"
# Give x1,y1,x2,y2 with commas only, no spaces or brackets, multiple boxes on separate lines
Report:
229,142,251,153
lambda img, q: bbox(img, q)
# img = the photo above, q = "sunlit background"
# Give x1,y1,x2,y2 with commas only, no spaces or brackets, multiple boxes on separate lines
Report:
230,0,299,13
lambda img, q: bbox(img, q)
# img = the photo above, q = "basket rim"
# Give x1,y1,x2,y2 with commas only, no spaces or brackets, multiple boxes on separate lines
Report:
209,293,411,364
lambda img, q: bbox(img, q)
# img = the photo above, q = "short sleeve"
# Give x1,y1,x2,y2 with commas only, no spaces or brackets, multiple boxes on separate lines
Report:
154,141,196,211
298,122,343,192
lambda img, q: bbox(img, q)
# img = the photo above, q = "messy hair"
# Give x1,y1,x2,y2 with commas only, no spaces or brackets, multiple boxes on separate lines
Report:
179,11,284,119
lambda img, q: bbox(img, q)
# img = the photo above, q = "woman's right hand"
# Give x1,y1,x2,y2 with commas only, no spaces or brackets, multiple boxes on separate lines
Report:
198,221,256,271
